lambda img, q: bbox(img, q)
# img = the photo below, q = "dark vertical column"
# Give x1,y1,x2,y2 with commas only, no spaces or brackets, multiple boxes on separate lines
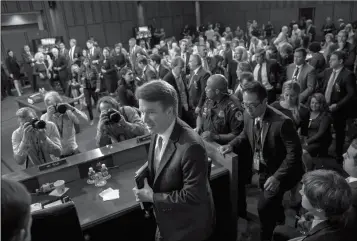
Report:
195,1,201,27
137,1,145,26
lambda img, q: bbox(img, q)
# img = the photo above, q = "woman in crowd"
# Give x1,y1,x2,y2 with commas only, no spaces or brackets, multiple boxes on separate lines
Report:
112,43,127,74
99,47,117,94
345,23,356,44
80,49,89,65
248,36,263,61
308,41,326,75
116,67,138,108
79,58,100,125
22,45,36,92
322,33,336,62
5,49,22,96
33,52,52,91
273,170,353,241
234,26,244,40
210,55,226,76
235,61,251,90
37,45,53,73
274,26,289,51
304,93,332,158
206,39,217,57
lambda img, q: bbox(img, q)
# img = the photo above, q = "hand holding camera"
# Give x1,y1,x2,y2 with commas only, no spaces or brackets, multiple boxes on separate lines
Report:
99,109,123,132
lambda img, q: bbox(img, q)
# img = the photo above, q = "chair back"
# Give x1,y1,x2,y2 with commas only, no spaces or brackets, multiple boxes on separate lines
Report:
31,201,84,241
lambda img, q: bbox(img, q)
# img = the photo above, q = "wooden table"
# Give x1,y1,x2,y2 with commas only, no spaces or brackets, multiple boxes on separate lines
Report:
16,93,76,114
5,137,239,241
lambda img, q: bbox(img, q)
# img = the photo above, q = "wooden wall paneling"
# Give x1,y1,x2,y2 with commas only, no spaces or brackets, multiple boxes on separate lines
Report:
104,23,121,46
83,1,94,25
1,31,27,60
183,15,196,28
173,15,183,40
32,1,43,11
5,1,19,12
2,1,8,13
314,4,333,38
73,1,85,26
101,1,112,23
161,16,173,37
68,26,87,49
26,29,49,46
110,1,120,22
171,1,182,16
270,8,298,32
125,2,135,24
182,1,194,15
201,2,214,24
256,9,271,27
63,1,75,26
121,21,134,49
92,1,102,23
158,1,169,17
18,1,31,12
118,2,127,21
87,24,106,48
333,3,351,23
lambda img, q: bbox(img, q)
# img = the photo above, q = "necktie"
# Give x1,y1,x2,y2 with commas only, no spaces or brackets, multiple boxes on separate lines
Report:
293,67,300,81
154,136,163,172
257,64,262,83
254,119,262,142
188,73,197,88
325,70,337,105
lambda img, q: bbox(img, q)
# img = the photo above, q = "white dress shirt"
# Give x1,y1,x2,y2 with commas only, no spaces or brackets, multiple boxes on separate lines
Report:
254,62,273,90
154,120,176,169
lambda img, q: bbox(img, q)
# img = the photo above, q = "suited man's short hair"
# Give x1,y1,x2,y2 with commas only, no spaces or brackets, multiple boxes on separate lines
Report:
242,81,268,102
331,50,346,63
136,80,178,116
70,39,77,45
1,178,31,241
150,54,162,65
302,169,351,218
171,56,184,68
191,54,202,66
137,56,148,65
294,47,307,57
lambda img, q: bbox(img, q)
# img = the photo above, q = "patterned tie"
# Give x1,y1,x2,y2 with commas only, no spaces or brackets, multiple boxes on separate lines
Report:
257,64,262,83
293,67,300,81
154,136,163,172
325,70,337,105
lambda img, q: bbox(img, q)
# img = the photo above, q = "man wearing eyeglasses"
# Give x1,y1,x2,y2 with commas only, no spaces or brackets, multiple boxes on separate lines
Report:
219,81,303,241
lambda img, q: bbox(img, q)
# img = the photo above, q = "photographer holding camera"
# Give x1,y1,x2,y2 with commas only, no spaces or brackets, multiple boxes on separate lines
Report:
12,107,62,167
41,91,88,157
96,96,148,147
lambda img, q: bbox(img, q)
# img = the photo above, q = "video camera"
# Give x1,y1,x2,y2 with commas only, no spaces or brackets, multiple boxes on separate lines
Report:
30,118,47,129
105,109,121,125
55,104,67,114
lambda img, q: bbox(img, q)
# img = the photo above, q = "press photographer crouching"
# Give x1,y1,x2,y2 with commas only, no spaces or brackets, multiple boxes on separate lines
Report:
96,96,148,147
41,91,88,158
12,107,62,167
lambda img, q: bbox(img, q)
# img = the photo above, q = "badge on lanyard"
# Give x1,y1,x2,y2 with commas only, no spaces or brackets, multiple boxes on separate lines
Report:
203,107,207,117
253,150,263,171
194,80,198,89
335,83,341,92
218,110,225,118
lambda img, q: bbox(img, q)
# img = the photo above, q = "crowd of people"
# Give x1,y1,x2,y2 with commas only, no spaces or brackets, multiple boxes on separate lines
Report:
2,15,357,241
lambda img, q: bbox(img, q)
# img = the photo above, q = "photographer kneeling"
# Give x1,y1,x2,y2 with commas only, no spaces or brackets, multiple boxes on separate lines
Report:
41,91,88,158
12,107,62,167
96,96,148,147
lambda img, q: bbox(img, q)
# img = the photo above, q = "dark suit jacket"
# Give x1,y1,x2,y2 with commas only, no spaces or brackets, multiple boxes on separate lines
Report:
88,47,102,64
321,67,357,117
157,64,170,80
163,71,189,117
252,59,283,88
330,42,357,71
68,46,82,66
309,53,326,75
229,106,304,190
302,220,354,241
306,25,316,42
286,63,316,103
52,56,69,81
187,66,210,109
143,65,157,82
22,51,35,76
146,118,215,241
346,181,357,232
79,65,101,90
182,51,191,75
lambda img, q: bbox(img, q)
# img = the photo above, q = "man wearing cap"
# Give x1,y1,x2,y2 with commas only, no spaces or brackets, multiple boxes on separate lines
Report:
196,74,243,145
252,48,282,103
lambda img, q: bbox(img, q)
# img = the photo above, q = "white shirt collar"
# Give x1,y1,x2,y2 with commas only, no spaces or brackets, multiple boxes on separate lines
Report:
193,66,201,75
158,119,176,146
172,70,179,79
333,66,343,74
255,106,267,124
156,65,160,73
296,63,304,69
346,177,357,183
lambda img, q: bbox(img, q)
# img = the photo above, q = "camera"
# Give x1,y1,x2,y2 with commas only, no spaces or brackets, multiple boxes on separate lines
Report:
30,118,46,129
55,103,67,114
105,109,121,125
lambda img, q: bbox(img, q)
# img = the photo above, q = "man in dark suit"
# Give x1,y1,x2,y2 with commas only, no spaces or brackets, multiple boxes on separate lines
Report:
286,48,316,104
86,40,101,67
68,38,81,67
305,19,316,42
331,30,357,71
252,48,282,103
129,38,148,75
163,57,189,121
149,54,169,80
137,56,156,86
180,39,191,75
188,54,211,116
219,81,304,241
223,42,236,90
321,50,357,161
133,80,215,241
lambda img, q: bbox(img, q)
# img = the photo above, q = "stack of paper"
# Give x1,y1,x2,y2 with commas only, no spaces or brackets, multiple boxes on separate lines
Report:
99,188,120,201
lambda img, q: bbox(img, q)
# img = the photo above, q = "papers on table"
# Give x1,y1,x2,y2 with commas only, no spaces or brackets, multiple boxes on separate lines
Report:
99,188,120,201
31,203,43,212
49,187,69,197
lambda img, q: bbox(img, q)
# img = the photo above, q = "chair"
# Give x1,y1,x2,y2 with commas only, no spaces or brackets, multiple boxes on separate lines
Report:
31,201,85,241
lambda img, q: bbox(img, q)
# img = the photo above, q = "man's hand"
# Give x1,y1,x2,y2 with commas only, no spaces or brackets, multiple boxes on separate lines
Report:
95,88,100,93
63,103,75,112
201,131,216,141
101,68,107,74
39,73,45,79
47,105,56,117
264,176,280,193
329,104,337,112
37,129,47,142
219,144,233,155
132,178,153,203
22,123,33,142
183,103,189,112
10,74,14,79
81,77,85,81
98,112,109,132
195,107,201,115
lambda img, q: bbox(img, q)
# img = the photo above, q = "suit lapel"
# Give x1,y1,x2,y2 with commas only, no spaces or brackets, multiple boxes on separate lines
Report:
303,221,330,240
148,134,157,184
247,117,254,150
261,107,272,150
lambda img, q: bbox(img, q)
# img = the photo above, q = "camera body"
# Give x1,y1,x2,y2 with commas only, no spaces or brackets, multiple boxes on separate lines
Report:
31,118,47,129
105,109,121,125
55,103,67,114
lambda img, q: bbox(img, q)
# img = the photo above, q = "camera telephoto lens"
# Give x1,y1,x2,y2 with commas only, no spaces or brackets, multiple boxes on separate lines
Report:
31,118,47,129
56,104,67,114
106,109,121,124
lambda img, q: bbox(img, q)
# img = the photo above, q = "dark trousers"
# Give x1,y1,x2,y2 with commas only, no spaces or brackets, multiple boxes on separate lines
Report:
258,173,286,241
272,225,302,241
84,88,98,120
155,227,212,241
332,112,347,160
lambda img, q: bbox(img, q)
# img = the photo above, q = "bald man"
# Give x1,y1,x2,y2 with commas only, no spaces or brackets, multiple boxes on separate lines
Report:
52,47,69,94
196,74,243,145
